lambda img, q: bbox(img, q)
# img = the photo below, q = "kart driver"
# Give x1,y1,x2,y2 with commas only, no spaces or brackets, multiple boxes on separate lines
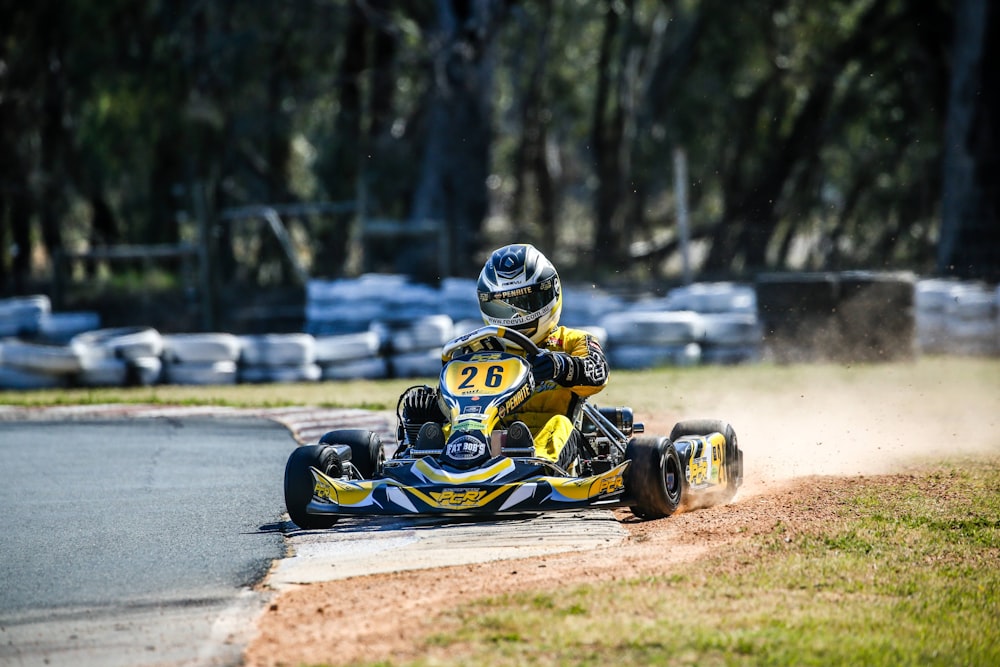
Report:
474,243,609,471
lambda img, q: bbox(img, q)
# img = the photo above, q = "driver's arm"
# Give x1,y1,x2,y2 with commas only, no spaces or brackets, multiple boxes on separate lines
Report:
558,331,609,389
532,329,608,389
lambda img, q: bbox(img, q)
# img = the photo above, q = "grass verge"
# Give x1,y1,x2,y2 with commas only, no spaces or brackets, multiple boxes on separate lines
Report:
1,356,996,415
361,459,1000,667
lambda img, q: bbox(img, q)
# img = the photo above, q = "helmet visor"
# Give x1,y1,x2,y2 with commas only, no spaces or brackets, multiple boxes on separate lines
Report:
479,280,558,322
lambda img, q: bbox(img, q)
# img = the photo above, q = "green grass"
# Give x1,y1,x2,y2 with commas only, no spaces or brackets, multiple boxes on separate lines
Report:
2,356,996,415
368,460,1000,667
0,378,419,411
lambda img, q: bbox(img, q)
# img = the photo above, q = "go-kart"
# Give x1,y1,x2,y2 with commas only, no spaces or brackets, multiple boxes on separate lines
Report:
284,325,743,528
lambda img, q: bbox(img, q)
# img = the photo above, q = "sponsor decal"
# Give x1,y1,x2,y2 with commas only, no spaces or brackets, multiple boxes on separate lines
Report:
454,418,487,432
490,313,533,326
429,488,489,507
492,285,535,300
313,475,336,501
595,473,625,496
445,435,487,461
497,382,533,418
689,456,709,486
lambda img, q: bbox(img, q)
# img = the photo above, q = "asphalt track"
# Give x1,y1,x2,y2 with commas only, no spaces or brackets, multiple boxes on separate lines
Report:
0,417,293,667
0,408,628,666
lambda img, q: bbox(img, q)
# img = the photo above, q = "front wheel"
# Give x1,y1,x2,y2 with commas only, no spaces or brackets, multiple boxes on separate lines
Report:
284,444,341,529
670,419,742,503
624,436,684,519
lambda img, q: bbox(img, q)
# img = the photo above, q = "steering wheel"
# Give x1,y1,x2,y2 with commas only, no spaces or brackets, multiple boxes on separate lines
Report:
441,325,540,361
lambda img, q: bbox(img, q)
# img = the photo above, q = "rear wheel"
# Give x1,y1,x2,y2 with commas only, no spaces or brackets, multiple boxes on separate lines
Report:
284,444,341,529
319,429,384,479
625,436,684,519
670,419,742,503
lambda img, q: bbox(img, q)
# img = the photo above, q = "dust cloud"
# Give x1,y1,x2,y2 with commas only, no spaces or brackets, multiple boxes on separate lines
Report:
647,360,1000,496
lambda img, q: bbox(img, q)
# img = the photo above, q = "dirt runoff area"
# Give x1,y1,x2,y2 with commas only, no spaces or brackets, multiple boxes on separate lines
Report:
244,361,1000,667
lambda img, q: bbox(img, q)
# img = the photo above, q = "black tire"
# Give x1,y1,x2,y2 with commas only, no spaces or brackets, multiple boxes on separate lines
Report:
319,429,384,479
624,436,684,519
670,419,742,502
284,444,341,529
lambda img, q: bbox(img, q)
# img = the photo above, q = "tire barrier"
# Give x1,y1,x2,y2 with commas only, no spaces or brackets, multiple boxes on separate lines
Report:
163,360,239,385
0,363,69,390
373,314,454,378
77,355,130,387
160,333,242,386
320,355,389,381
129,356,164,387
663,282,757,313
71,327,166,387
2,274,996,389
314,331,388,380
608,342,703,370
598,283,762,369
0,339,84,375
162,333,243,364
755,271,917,363
38,311,102,344
71,326,165,360
239,333,320,384
915,279,998,356
0,295,51,337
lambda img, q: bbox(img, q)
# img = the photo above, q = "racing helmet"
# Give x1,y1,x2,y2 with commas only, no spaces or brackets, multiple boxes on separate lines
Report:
477,243,562,344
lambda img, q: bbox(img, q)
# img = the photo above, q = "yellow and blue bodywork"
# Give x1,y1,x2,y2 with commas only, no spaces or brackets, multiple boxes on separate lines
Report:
308,454,629,516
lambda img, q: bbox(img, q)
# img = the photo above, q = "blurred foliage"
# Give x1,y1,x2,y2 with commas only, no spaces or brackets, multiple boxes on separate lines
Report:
0,0,975,293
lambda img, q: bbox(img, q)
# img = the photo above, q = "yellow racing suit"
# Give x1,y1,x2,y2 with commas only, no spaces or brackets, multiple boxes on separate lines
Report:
512,326,609,465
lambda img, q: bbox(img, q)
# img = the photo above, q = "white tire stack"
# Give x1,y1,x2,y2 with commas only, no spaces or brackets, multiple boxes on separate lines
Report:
666,282,757,314
996,284,1000,354
601,310,705,369
561,286,627,329
377,314,453,378
38,311,102,344
161,333,242,385
943,283,998,356
314,330,388,380
672,283,761,364
70,327,165,387
439,277,482,323
0,339,79,389
305,275,402,335
0,295,50,337
239,333,320,383
915,279,998,356
698,312,763,365
914,279,959,353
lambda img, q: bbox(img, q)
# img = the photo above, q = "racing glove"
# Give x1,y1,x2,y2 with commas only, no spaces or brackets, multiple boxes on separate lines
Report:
531,350,582,386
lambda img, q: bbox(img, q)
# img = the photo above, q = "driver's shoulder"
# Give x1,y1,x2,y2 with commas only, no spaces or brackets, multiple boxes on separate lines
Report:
543,325,596,352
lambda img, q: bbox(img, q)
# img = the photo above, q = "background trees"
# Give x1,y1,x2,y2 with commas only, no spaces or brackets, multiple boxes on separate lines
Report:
0,0,995,299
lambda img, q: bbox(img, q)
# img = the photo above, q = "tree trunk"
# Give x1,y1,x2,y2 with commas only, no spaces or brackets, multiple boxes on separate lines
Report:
410,0,508,277
38,22,66,274
317,1,367,278
939,0,1000,281
510,2,555,251
590,4,623,270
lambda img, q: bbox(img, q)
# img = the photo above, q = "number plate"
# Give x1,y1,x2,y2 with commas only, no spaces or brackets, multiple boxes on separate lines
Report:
443,356,525,395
